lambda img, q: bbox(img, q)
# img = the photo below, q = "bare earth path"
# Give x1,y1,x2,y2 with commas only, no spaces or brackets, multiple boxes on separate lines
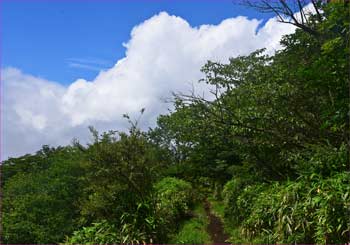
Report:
204,199,229,244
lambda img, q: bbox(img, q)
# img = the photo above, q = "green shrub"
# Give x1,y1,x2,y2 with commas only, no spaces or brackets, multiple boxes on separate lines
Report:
65,221,120,244
154,177,193,232
292,144,348,177
239,173,350,244
66,207,156,245
235,183,266,227
222,177,263,226
241,181,304,243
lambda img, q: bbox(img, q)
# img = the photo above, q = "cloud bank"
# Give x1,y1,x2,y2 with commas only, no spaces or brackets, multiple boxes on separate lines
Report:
2,12,296,160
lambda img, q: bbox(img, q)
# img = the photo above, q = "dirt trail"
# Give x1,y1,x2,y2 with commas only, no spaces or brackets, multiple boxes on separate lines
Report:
204,200,229,244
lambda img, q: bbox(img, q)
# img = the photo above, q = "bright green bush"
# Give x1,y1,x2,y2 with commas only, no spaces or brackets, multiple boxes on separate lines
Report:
154,177,193,230
235,183,266,226
65,221,120,244
241,181,304,243
239,173,350,244
222,177,263,226
222,168,349,244
66,204,157,245
222,178,242,225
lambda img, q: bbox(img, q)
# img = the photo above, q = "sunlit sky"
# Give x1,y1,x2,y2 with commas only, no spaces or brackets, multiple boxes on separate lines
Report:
2,0,299,160
2,0,276,84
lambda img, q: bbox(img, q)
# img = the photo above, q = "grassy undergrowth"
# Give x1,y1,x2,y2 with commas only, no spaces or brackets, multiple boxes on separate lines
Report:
207,196,225,218
169,204,212,244
208,196,282,244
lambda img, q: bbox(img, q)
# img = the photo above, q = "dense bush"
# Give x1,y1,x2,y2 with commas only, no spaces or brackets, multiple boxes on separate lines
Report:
65,221,120,244
66,211,155,245
66,177,194,244
223,173,350,244
2,147,84,244
222,177,263,226
154,177,193,231
77,126,162,225
291,143,348,177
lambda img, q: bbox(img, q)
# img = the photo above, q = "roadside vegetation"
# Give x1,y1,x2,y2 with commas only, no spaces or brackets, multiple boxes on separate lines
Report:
1,1,349,244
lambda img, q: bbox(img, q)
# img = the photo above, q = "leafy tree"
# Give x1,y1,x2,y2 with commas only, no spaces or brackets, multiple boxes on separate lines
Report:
2,146,85,243
156,1,349,181
76,122,168,242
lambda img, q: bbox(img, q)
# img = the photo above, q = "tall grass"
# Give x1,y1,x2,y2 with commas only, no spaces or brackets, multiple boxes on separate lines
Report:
222,172,350,244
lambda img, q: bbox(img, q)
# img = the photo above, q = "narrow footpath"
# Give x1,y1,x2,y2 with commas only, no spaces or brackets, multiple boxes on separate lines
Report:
204,200,229,244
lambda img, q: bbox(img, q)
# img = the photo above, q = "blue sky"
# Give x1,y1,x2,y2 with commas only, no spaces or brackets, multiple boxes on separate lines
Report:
2,0,275,85
2,0,301,160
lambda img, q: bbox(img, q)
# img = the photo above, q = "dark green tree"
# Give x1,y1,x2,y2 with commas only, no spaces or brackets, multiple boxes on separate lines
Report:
2,146,85,243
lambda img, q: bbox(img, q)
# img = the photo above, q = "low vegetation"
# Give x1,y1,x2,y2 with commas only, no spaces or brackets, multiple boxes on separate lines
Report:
169,204,211,244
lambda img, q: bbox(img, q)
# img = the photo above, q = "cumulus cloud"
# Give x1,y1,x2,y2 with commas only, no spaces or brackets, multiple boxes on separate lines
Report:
1,12,296,160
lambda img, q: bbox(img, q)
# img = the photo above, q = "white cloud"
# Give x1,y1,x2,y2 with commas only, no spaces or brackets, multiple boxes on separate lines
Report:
1,12,296,160
67,57,113,71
